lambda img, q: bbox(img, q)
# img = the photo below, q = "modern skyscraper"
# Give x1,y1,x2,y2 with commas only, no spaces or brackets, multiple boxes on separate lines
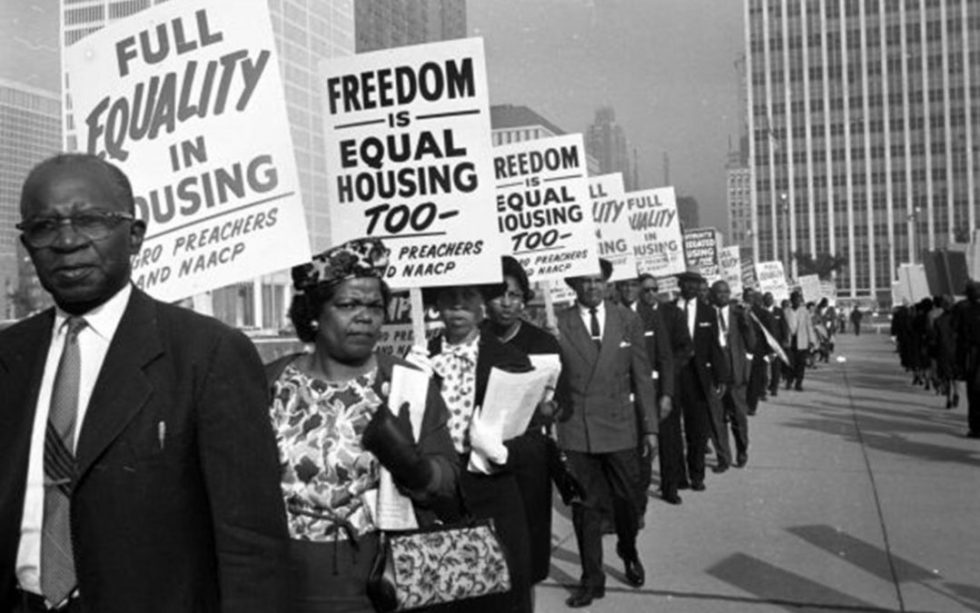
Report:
586,106,636,190
354,0,466,53
727,146,753,247
0,79,61,318
59,0,355,328
744,0,980,300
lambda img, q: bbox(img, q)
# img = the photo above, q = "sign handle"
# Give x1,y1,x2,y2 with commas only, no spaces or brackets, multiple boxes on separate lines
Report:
543,283,557,332
409,287,426,349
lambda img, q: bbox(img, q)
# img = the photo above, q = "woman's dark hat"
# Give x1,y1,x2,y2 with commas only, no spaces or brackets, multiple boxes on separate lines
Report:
292,238,389,293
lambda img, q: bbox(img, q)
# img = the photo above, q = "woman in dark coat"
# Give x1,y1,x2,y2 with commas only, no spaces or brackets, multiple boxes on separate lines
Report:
408,282,535,613
483,257,560,590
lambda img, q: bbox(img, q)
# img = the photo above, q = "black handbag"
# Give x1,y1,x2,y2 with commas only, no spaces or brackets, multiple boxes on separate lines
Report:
366,518,511,612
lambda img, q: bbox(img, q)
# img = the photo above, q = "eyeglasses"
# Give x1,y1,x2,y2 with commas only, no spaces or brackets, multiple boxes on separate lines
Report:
641,287,659,293
17,211,135,248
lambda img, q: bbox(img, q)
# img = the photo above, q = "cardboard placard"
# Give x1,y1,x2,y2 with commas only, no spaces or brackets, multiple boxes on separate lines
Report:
683,227,720,280
623,187,685,278
493,134,598,281
589,173,636,281
320,38,503,289
63,0,311,301
755,260,789,302
719,245,743,296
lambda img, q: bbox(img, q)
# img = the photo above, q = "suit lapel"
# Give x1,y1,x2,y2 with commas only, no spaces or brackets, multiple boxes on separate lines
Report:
76,289,163,481
591,302,624,384
562,305,599,365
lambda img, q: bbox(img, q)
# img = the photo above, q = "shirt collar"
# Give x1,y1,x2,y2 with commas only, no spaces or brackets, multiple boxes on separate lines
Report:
578,300,605,316
54,283,132,342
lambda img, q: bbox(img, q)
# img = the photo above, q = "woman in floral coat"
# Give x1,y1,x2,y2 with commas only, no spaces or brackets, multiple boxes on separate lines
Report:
265,239,460,613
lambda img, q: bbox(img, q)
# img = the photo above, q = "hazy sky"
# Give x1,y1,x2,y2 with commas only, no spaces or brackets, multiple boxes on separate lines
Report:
470,0,745,234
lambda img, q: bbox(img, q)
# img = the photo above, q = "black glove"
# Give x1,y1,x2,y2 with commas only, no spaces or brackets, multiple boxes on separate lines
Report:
361,402,433,493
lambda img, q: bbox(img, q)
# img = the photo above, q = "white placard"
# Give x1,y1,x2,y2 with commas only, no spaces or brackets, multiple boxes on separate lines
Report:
755,260,790,302
798,274,822,303
719,245,743,296
683,227,720,280
494,134,599,281
624,187,686,277
64,0,311,302
321,38,502,289
589,173,637,281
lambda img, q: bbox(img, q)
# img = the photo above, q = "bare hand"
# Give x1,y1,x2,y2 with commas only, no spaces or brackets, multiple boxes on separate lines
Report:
658,395,673,420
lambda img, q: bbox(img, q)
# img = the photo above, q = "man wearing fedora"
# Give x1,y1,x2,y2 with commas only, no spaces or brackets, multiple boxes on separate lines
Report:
674,268,728,491
555,259,659,608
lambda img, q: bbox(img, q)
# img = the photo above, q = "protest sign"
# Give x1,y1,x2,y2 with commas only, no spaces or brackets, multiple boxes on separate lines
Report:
623,187,685,277
493,134,598,281
320,38,502,288
589,173,636,281
547,279,578,305
63,0,311,302
683,227,720,280
719,245,742,296
755,261,790,302
820,280,838,305
741,254,758,290
657,275,679,297
798,274,822,303
376,291,444,357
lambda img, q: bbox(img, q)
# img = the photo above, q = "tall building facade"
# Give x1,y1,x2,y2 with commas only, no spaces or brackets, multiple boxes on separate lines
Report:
0,79,61,318
727,148,753,246
490,104,601,174
355,0,466,52
676,195,701,231
60,0,355,329
585,106,636,190
745,0,980,301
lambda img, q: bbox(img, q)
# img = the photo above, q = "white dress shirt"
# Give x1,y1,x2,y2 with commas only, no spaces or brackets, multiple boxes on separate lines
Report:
717,304,730,348
578,300,606,341
681,298,698,338
16,284,132,598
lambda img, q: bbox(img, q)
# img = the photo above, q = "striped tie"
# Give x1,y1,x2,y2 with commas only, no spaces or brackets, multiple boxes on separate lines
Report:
41,316,86,606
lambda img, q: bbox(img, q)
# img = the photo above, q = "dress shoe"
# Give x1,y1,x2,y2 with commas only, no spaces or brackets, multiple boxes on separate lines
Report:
678,480,691,490
747,409,757,416
794,384,803,391
712,462,729,474
735,452,748,468
662,491,682,505
967,430,980,439
691,481,706,491
617,545,645,587
566,586,605,608
769,389,778,397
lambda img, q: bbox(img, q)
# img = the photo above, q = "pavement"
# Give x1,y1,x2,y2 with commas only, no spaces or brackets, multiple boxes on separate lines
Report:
535,333,980,612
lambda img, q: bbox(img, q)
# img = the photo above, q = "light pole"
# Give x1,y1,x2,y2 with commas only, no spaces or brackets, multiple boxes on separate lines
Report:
779,192,789,275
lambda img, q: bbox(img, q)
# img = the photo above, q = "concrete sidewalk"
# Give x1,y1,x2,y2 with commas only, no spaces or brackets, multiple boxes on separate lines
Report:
535,334,980,612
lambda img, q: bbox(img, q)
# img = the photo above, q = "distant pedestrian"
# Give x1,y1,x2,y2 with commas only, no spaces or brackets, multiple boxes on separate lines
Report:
955,282,980,438
851,306,864,336
784,291,818,392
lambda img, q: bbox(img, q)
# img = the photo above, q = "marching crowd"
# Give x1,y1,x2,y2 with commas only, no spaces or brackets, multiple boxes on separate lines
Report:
891,287,980,438
1,153,862,613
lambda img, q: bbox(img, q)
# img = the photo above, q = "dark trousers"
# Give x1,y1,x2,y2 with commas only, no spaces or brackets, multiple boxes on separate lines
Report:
768,353,782,394
853,322,861,335
566,448,642,589
747,356,768,412
969,383,980,434
679,363,711,484
722,385,750,456
788,347,808,388
657,403,686,496
707,393,732,467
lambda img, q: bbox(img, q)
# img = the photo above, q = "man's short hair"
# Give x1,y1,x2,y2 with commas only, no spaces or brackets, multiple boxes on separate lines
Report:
20,153,136,216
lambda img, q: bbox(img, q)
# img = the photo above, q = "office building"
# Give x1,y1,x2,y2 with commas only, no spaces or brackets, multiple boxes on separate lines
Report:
728,145,753,247
355,0,466,52
744,0,980,300
677,195,701,231
585,106,637,190
0,79,61,318
60,0,355,328
490,104,601,174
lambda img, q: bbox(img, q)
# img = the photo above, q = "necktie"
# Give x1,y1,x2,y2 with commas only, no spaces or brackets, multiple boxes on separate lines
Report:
42,317,86,606
717,308,729,347
589,307,601,347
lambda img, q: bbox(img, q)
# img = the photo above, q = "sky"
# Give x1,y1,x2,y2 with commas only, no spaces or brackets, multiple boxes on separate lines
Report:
470,0,745,234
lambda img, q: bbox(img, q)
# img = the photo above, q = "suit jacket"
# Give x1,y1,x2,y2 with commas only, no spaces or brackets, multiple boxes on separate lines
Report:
770,305,791,345
555,301,658,453
634,302,675,400
784,305,818,349
674,297,729,391
718,304,757,386
0,288,287,613
750,304,776,356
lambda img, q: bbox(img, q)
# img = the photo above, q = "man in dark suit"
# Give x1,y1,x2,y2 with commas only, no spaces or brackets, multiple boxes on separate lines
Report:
0,154,287,613
764,291,790,397
744,288,773,415
674,270,728,491
638,274,692,504
710,281,757,468
617,276,676,508
556,260,659,607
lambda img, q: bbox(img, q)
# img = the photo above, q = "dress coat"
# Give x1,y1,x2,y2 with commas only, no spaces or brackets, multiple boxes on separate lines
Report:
634,302,676,400
0,287,287,613
721,304,758,387
554,301,659,454
674,297,729,394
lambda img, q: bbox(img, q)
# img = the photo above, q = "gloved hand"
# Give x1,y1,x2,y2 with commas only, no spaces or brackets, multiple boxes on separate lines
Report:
404,345,434,377
468,412,508,466
362,402,433,493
